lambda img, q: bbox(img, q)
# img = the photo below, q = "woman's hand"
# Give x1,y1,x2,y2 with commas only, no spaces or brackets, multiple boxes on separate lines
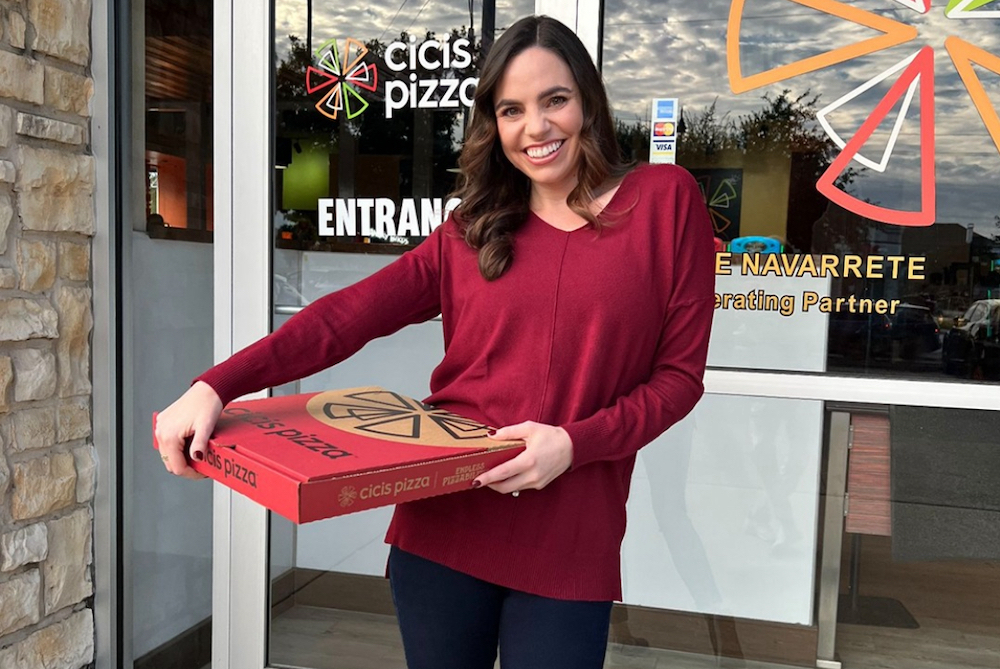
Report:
154,381,223,480
473,421,574,494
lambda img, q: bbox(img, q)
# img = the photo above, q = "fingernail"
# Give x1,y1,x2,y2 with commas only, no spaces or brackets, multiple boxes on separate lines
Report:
471,480,482,489
486,429,496,437
193,451,204,461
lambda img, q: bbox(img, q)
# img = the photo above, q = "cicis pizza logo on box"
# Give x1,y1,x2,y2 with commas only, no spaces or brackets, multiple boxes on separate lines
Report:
304,388,494,445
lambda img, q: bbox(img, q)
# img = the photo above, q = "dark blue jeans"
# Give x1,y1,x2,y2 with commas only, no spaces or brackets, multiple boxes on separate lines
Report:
388,546,613,669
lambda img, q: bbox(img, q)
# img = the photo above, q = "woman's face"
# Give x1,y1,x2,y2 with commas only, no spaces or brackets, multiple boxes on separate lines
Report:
493,46,584,196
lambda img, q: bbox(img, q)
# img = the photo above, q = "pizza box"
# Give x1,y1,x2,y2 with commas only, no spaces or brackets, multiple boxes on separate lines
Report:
153,387,525,523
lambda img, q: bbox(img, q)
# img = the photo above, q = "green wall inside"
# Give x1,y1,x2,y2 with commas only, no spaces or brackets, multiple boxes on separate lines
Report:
282,142,330,210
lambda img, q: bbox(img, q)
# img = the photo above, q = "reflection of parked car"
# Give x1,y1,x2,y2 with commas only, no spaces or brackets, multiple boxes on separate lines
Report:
933,295,970,330
829,304,940,363
942,299,1000,379
885,304,941,359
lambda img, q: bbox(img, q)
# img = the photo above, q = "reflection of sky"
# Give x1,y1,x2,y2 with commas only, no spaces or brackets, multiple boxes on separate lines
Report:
275,0,534,62
602,0,1000,229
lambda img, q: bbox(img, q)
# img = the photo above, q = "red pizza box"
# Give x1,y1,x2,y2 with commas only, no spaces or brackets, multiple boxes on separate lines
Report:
153,387,525,523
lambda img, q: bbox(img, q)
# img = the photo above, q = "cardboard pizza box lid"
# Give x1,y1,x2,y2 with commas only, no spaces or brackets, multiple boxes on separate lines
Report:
154,387,524,522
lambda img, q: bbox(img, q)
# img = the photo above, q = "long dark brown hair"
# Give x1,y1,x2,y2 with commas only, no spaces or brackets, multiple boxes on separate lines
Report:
453,15,629,280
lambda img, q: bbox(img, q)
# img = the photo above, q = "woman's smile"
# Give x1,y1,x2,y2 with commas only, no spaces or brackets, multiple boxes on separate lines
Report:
525,140,565,161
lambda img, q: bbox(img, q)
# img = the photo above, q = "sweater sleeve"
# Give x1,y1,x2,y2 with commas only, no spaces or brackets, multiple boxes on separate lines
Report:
563,169,716,469
196,226,446,405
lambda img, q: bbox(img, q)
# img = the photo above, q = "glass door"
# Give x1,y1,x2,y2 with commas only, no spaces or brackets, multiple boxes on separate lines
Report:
215,0,1000,666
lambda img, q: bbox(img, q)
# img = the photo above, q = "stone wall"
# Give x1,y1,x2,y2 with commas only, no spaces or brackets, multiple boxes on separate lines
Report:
0,0,96,667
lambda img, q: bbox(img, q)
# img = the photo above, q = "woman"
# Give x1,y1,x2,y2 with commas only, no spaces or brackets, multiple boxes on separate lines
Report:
156,15,715,669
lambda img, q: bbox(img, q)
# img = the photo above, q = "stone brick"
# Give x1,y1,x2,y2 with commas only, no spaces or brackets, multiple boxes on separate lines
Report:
0,609,94,669
44,508,92,613
0,269,16,289
0,570,40,637
15,146,94,192
0,160,14,184
58,242,89,281
8,12,27,50
0,299,59,342
43,67,93,118
12,405,57,450
0,194,12,254
28,0,92,66
19,191,95,235
73,444,95,503
58,398,89,442
0,104,14,147
56,287,92,397
11,453,76,520
1,523,48,571
16,112,84,145
13,349,58,402
18,239,57,292
0,437,8,497
0,356,11,412
0,51,44,104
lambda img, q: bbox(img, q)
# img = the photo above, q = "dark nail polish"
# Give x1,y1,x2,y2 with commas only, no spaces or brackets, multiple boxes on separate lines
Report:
193,451,204,461
486,429,496,436
471,480,482,489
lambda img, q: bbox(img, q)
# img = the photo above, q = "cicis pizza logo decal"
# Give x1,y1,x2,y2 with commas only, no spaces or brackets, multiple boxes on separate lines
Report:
727,0,1000,227
305,388,494,446
305,38,379,120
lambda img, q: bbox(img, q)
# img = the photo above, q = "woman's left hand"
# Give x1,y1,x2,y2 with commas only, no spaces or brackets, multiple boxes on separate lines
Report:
473,421,574,494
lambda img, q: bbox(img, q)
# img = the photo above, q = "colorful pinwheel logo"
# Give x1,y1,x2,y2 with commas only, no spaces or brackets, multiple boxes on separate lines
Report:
727,0,1000,227
306,38,379,120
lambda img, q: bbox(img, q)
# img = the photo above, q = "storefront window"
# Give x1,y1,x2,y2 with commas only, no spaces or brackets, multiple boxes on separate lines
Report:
273,0,529,254
129,0,215,666
602,0,1000,382
145,1,214,237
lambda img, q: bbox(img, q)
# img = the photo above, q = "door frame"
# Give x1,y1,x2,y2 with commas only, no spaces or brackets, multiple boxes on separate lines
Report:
211,0,272,665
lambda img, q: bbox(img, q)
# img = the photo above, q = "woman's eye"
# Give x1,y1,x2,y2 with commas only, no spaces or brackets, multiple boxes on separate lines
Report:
499,107,521,118
548,96,567,107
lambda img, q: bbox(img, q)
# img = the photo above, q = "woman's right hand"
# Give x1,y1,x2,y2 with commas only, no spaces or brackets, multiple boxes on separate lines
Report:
154,380,224,480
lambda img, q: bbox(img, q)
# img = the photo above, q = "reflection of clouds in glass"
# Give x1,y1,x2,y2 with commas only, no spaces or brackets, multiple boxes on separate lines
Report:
275,0,533,61
601,0,1000,226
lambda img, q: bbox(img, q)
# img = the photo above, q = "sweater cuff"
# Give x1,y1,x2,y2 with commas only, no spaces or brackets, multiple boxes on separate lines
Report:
194,356,261,407
563,418,614,470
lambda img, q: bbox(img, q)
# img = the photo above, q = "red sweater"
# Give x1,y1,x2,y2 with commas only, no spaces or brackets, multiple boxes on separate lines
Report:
198,163,716,600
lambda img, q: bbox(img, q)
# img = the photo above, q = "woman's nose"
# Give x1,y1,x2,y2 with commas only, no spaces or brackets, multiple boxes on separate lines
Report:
525,107,550,138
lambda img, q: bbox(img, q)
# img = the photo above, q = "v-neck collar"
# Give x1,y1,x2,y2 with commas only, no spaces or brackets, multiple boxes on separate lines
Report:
527,166,640,233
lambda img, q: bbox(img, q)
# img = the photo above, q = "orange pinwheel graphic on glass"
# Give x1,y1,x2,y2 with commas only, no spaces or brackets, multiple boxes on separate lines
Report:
727,0,1000,227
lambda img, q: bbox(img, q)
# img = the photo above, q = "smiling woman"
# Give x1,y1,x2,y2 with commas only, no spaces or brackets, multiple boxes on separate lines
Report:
153,9,717,669
133,2,1000,669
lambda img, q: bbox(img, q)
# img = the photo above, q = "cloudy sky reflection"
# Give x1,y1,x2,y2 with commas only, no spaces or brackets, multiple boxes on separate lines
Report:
602,0,1000,228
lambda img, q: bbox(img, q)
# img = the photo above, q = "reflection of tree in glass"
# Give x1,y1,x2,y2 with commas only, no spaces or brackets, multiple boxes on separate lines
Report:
677,90,858,182
614,117,648,162
614,90,865,194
